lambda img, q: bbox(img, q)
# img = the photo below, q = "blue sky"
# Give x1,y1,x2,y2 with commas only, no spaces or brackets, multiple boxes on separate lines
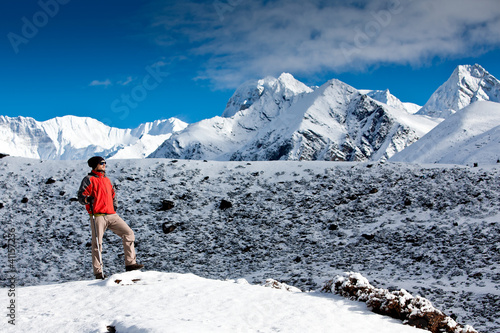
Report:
2,0,500,129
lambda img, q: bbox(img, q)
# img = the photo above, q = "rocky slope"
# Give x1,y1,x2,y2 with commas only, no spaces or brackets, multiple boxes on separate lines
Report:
1,156,498,332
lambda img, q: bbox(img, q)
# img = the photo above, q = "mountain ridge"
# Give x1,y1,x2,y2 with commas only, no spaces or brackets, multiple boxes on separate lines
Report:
150,77,438,162
2,64,500,164
0,115,187,160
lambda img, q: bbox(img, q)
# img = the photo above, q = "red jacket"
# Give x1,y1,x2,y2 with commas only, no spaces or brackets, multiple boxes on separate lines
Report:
78,171,116,214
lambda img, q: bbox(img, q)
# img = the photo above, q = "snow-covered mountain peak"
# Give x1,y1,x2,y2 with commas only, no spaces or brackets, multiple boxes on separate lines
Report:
0,115,187,160
462,63,488,79
417,64,500,118
359,89,421,115
222,73,313,118
132,117,187,136
362,89,399,108
276,72,314,95
152,73,438,162
42,115,133,149
308,78,359,113
111,117,188,159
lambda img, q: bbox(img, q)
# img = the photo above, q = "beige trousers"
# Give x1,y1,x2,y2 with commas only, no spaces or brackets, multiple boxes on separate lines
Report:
90,214,137,275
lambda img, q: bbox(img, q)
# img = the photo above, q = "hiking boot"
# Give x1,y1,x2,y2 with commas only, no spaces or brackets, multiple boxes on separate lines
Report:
95,273,106,280
125,263,144,272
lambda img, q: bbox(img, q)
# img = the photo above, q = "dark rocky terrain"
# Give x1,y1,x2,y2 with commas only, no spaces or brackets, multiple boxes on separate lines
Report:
0,157,498,332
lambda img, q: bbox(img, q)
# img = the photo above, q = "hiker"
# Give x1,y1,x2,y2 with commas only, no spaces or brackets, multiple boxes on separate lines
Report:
78,156,143,279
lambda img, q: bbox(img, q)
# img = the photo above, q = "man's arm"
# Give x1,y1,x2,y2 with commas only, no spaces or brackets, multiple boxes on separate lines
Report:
77,176,92,205
112,182,117,211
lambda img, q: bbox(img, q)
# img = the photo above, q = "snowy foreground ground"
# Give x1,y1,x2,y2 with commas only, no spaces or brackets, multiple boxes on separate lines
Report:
1,270,425,333
0,157,499,332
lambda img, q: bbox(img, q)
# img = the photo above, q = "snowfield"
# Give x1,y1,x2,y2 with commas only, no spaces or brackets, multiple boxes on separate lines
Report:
0,156,499,332
1,270,425,333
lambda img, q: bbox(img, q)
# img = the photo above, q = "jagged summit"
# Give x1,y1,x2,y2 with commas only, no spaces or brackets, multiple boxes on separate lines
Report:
417,64,500,118
360,89,421,114
150,76,438,162
222,73,314,118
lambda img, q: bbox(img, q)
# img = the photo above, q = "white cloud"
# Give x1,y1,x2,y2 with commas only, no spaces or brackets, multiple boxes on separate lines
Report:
118,76,134,86
89,79,112,87
148,0,500,88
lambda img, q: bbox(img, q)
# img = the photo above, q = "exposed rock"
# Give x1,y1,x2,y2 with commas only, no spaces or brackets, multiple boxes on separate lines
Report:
45,177,57,184
158,200,175,211
219,199,232,210
162,223,176,234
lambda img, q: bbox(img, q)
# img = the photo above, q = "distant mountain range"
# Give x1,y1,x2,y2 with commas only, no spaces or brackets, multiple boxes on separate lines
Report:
1,64,499,164
0,116,187,160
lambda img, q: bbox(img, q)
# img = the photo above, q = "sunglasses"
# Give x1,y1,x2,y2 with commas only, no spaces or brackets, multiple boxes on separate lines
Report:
99,161,107,165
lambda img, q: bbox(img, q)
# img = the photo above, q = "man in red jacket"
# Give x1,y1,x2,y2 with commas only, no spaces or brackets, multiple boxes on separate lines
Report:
78,156,143,279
